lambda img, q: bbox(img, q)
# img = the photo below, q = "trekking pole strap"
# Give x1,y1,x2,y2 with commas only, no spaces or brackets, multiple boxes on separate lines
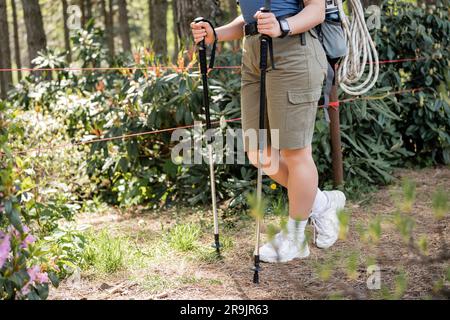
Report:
260,5,276,71
203,19,218,70
193,17,218,70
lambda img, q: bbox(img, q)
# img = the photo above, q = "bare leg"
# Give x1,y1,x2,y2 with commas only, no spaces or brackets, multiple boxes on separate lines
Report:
281,146,318,221
247,146,322,219
247,147,288,187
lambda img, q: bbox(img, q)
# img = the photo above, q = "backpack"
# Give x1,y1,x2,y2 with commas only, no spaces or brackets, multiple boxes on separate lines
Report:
315,0,348,60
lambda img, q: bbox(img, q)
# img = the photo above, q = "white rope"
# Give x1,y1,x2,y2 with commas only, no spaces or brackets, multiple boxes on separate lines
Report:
337,0,380,96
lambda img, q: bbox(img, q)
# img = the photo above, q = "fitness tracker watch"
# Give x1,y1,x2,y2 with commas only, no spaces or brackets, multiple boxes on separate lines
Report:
278,18,291,38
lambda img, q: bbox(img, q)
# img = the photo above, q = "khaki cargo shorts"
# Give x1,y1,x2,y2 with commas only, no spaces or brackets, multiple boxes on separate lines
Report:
241,30,328,152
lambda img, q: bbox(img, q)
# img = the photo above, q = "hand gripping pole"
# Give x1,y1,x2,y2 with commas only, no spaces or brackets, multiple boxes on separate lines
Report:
194,17,221,256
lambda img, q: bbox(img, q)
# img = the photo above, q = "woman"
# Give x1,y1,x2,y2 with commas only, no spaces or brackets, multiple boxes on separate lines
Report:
191,0,346,263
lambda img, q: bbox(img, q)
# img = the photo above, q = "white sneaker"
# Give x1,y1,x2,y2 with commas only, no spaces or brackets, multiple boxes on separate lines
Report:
259,231,310,263
310,190,346,249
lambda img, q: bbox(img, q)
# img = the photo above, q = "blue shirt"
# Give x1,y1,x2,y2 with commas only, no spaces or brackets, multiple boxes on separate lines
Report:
239,0,301,23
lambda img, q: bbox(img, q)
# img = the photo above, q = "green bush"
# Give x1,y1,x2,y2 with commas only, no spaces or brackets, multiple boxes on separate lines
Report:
0,102,56,300
0,89,88,299
2,1,449,212
375,0,450,165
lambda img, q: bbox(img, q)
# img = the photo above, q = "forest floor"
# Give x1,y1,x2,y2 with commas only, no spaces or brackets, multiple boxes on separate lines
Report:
49,166,450,300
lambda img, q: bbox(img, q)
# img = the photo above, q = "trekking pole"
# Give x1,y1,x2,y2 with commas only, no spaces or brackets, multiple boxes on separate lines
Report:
194,17,221,256
253,1,273,284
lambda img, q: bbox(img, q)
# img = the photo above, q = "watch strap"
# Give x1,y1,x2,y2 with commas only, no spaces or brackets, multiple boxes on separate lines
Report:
278,18,290,38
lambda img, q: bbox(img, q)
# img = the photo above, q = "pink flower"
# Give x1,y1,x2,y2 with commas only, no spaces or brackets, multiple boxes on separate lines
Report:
0,234,11,269
20,234,36,248
19,265,50,297
7,225,20,238
20,284,31,296
27,265,49,285
27,265,41,282
36,272,49,284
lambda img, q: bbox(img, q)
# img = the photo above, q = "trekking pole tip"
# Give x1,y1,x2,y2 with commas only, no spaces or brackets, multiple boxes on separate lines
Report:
211,234,222,257
253,271,260,284
252,255,261,284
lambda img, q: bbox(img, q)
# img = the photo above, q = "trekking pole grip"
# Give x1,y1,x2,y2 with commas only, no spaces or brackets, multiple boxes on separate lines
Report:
194,17,208,75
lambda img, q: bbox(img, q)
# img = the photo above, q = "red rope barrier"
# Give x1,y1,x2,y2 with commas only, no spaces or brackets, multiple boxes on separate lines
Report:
6,117,243,157
0,56,433,73
2,87,423,158
0,65,241,73
377,57,427,64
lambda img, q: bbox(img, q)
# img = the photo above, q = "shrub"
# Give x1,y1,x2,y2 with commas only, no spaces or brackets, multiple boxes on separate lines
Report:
0,225,56,300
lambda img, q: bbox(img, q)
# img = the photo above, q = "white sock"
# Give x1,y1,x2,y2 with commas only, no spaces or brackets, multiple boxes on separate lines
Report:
287,217,308,238
312,189,329,214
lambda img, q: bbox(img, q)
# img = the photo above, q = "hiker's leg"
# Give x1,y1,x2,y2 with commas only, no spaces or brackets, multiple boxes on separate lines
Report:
281,146,318,221
247,148,329,213
247,148,288,187
257,145,314,263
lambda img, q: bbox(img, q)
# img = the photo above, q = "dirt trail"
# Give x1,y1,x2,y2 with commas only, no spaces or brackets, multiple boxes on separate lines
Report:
50,167,450,300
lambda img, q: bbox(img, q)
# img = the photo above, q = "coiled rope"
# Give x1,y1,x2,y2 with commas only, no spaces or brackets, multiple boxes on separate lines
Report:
337,0,380,95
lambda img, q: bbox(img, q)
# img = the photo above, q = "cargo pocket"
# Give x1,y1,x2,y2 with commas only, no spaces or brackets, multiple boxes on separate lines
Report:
285,89,321,145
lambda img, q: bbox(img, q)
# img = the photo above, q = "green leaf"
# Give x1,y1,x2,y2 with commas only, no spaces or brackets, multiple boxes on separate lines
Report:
4,199,23,233
47,272,60,288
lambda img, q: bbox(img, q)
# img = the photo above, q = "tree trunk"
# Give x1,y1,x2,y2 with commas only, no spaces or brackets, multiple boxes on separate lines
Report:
80,0,86,26
118,0,132,52
361,0,382,8
172,0,178,61
21,0,47,67
85,0,92,23
149,0,168,57
11,0,21,81
174,0,221,45
227,0,238,19
108,0,115,55
0,44,4,99
101,0,115,56
227,0,239,50
0,0,12,98
62,0,72,63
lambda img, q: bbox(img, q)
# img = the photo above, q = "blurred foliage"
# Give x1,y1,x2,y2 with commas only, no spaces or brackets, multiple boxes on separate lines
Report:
0,0,449,300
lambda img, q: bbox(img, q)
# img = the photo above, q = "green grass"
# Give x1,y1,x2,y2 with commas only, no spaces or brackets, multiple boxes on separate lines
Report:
191,233,235,262
138,274,174,294
432,187,449,219
134,273,217,295
82,230,126,274
166,223,201,252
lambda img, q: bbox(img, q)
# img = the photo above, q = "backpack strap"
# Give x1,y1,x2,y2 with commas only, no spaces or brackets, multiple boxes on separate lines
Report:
299,0,306,45
322,62,335,123
322,58,340,123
